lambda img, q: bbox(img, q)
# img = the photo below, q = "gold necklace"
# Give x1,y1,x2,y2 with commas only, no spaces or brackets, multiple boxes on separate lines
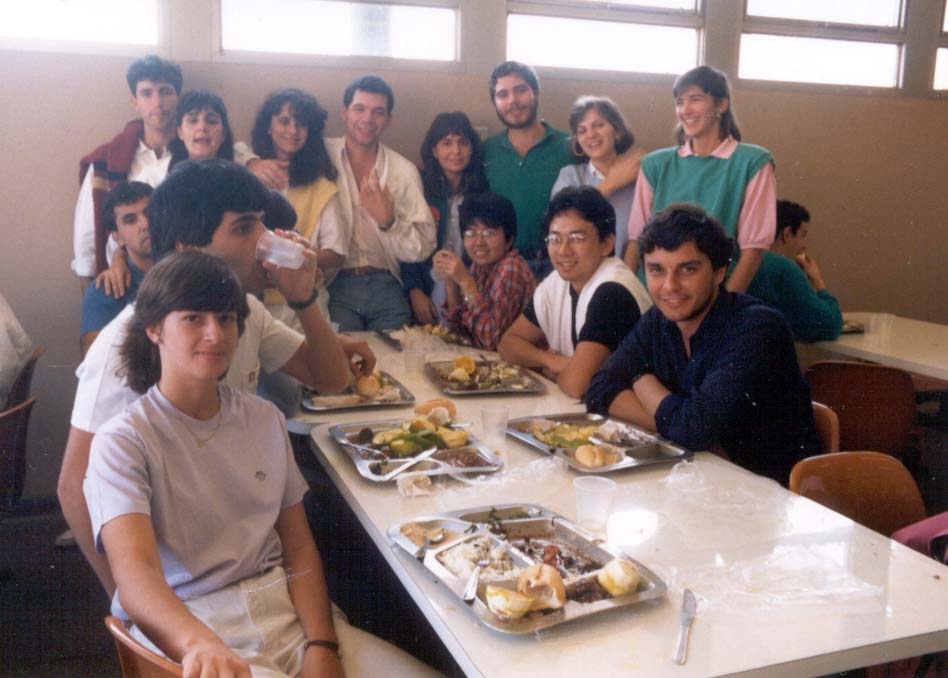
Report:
182,406,223,448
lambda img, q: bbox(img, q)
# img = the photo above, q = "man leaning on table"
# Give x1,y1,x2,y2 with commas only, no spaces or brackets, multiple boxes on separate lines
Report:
585,203,818,485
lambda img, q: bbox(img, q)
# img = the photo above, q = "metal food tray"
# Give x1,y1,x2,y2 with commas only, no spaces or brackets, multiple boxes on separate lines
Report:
424,360,546,396
376,327,474,350
327,418,503,483
300,371,414,412
387,503,666,634
507,412,691,473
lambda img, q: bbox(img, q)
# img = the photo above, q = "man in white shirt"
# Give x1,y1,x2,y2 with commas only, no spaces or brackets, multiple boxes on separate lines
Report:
58,159,359,595
326,75,436,331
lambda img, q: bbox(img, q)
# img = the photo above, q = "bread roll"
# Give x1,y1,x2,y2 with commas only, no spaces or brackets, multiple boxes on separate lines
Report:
575,444,603,468
355,374,381,398
414,398,457,420
517,563,566,610
597,558,640,597
485,585,534,622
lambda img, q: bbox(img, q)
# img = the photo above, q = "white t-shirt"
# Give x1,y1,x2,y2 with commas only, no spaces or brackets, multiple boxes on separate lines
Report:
84,384,309,617
71,295,302,433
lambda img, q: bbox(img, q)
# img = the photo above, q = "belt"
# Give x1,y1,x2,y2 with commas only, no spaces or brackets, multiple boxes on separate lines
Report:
337,266,389,277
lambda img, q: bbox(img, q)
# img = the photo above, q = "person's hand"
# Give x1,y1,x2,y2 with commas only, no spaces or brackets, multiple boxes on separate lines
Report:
541,349,569,380
261,229,319,304
300,645,345,678
600,148,645,197
431,249,469,284
409,288,438,325
795,252,826,291
247,158,289,191
94,258,131,298
359,169,395,228
339,335,376,376
180,639,251,678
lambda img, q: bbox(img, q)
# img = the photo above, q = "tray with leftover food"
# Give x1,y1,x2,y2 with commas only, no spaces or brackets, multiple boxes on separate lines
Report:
507,412,691,472
379,324,474,349
301,371,414,412
424,355,546,395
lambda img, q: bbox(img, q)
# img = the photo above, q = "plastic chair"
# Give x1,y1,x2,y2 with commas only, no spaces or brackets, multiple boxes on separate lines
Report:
789,451,927,536
0,396,37,518
105,616,182,678
811,401,840,454
3,345,43,410
805,361,919,466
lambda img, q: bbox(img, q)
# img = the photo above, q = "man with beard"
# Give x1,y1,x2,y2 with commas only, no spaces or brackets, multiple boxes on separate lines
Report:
585,203,818,485
483,61,571,279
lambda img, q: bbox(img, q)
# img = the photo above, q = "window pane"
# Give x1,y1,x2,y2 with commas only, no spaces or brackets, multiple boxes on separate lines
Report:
739,34,900,87
936,49,948,90
944,5,948,32
221,0,456,61
568,0,696,9
507,14,697,74
746,0,901,28
0,0,159,45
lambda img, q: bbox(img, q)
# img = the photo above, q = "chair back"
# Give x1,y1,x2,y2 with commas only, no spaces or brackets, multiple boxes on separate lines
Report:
789,451,927,536
812,401,840,454
105,616,182,678
4,346,44,410
806,361,916,456
0,396,37,517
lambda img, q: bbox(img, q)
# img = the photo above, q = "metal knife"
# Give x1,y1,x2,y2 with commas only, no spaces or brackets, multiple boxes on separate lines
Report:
673,588,697,665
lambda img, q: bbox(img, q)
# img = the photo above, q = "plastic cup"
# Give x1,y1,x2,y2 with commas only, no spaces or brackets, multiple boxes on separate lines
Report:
256,230,305,269
573,476,617,533
480,404,509,451
403,349,426,375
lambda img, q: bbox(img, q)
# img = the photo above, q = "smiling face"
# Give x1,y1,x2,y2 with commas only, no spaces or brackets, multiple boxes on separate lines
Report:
492,74,538,130
462,219,509,267
433,133,472,182
341,90,391,150
111,196,152,264
148,310,238,386
132,79,178,136
674,85,727,145
546,210,614,292
575,107,618,165
195,211,269,295
643,240,726,335
269,102,309,161
178,107,225,160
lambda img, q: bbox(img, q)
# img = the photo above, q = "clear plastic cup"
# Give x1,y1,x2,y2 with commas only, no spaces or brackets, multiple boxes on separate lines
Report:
573,476,617,533
480,404,509,451
256,230,305,269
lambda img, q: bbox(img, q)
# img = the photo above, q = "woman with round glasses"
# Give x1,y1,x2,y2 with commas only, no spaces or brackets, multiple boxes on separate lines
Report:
624,65,775,293
552,96,643,259
432,192,535,350
403,112,488,325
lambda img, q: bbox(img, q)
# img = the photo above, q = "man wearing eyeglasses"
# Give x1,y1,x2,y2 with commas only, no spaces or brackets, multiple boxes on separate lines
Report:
498,187,650,398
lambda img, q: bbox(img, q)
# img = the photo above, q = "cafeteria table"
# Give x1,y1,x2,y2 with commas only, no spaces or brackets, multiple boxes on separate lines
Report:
292,332,948,677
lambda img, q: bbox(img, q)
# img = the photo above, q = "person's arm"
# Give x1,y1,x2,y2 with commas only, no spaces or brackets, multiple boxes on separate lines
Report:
597,149,644,200
276,502,345,678
365,163,437,263
729,161,776,293
72,165,97,282
556,341,611,399
337,334,376,376
623,171,654,271
726,247,763,293
100,514,251,676
455,256,535,351
94,253,131,299
498,315,566,375
57,426,116,596
776,256,843,341
585,322,652,416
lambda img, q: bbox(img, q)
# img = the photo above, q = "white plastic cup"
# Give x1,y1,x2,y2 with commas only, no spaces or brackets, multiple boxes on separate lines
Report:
403,349,425,375
256,230,305,269
573,476,617,533
480,404,509,451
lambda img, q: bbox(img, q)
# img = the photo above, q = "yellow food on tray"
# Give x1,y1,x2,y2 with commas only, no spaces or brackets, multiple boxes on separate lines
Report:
454,355,476,375
574,444,620,468
532,423,598,448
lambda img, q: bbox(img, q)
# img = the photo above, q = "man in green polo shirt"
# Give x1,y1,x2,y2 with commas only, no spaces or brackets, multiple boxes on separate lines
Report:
483,61,571,280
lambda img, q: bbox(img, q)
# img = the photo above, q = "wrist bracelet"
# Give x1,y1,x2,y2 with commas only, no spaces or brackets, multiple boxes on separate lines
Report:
463,290,478,305
304,638,340,658
288,287,319,311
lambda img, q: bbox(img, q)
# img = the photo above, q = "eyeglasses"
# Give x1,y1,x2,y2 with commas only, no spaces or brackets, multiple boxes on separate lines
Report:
463,228,502,240
544,232,592,247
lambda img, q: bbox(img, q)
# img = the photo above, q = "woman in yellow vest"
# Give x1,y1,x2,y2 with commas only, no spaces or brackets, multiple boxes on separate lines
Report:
251,89,346,324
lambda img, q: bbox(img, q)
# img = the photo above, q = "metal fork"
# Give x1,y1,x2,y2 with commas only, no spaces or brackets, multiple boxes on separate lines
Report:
462,557,489,603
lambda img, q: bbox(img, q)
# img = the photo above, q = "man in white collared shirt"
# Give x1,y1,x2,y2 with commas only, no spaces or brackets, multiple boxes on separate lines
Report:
325,75,436,331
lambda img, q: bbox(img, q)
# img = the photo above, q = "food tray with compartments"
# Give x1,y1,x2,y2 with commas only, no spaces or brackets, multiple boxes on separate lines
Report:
301,371,414,412
424,360,546,396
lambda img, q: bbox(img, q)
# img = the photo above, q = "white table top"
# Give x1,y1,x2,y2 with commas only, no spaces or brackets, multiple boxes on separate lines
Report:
813,312,948,381
298,333,948,677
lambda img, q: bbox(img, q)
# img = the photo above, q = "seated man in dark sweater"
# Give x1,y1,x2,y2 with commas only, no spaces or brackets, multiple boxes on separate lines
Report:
586,203,818,485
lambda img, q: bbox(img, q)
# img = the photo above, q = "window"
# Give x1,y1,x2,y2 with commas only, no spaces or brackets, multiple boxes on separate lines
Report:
937,5,948,90
221,0,457,61
739,0,905,88
0,0,160,46
506,0,701,75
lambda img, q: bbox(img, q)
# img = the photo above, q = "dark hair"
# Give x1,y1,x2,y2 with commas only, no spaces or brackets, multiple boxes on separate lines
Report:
541,186,617,241
264,189,298,231
168,90,235,168
672,65,742,145
459,193,518,245
343,75,394,113
567,96,635,160
250,89,337,186
777,200,811,237
638,203,732,270
147,159,269,259
119,251,249,394
126,55,182,95
102,182,154,233
419,112,488,201
489,61,539,100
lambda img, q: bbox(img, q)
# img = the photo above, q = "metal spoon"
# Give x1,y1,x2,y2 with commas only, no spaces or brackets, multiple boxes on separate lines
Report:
462,557,490,603
414,528,445,560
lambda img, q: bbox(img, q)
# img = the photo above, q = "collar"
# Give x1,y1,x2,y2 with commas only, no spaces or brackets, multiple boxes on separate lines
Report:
498,121,558,152
678,136,738,159
659,287,734,346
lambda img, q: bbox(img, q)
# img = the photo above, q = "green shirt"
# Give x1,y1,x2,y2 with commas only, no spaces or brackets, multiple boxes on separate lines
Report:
483,122,571,255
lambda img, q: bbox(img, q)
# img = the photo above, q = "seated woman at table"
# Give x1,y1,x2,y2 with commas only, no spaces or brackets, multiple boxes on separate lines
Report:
552,96,643,260
433,192,535,350
499,186,650,398
403,111,488,325
83,251,438,677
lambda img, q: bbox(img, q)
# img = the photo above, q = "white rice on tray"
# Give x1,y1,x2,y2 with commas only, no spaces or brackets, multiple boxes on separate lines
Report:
438,536,520,581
